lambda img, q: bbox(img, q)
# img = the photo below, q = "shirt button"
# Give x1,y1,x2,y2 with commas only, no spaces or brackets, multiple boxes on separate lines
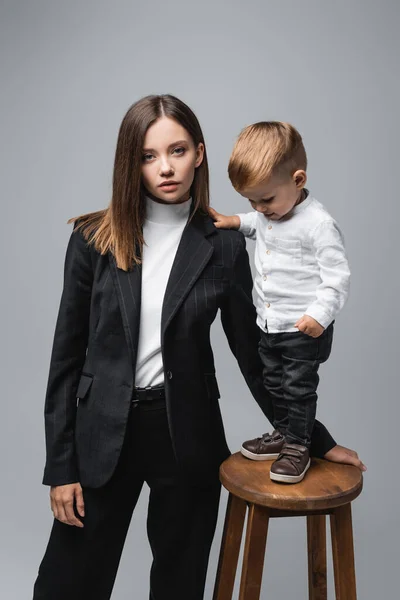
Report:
265,302,270,308
266,249,271,255
268,225,272,230
263,275,267,281
167,371,173,379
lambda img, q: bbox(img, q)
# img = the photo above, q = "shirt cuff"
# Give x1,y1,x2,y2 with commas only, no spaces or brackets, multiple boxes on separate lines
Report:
236,213,255,237
304,304,334,329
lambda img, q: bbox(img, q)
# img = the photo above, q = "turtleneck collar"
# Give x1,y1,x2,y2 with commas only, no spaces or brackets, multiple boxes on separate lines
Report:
144,196,192,225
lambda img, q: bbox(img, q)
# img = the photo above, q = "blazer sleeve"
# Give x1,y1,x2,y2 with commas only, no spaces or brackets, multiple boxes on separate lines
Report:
220,235,336,458
42,225,93,486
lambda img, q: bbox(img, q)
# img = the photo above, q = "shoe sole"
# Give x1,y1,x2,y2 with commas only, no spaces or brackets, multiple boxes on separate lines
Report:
240,446,280,461
270,459,311,484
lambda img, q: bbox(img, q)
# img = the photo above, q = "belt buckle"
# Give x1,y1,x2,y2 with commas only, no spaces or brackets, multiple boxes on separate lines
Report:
133,385,153,403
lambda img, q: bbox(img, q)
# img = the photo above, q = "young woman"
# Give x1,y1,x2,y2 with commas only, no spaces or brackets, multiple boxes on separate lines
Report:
33,95,364,600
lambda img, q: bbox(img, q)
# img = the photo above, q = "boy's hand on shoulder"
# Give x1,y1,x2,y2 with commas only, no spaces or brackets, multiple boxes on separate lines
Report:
294,315,325,338
208,207,240,230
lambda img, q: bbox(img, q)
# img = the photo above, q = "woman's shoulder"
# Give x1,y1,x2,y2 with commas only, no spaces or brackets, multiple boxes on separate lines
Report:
64,209,108,264
68,209,107,240
202,213,245,244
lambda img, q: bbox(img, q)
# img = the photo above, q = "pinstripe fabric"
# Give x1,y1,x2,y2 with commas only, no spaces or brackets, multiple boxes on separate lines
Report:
42,212,336,488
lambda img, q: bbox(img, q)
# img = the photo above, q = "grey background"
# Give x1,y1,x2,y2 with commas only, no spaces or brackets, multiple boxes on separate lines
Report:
1,0,398,597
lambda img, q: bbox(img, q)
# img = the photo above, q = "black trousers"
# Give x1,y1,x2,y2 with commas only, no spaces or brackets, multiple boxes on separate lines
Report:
259,322,334,447
33,400,221,600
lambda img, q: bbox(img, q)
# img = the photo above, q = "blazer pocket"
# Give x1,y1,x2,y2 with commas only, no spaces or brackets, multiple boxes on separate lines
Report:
76,373,94,399
204,372,220,400
199,265,224,280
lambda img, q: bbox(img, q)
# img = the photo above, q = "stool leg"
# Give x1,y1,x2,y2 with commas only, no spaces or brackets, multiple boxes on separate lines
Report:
213,493,247,600
330,503,357,600
307,515,327,600
238,503,269,600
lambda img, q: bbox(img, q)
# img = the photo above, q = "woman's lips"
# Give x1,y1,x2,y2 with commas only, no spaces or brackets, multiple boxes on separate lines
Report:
159,182,180,192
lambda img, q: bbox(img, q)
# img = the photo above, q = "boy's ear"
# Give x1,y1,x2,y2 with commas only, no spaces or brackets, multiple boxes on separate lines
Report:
293,170,307,189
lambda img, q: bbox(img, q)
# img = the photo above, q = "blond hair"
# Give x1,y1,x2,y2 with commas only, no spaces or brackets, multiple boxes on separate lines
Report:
228,121,307,191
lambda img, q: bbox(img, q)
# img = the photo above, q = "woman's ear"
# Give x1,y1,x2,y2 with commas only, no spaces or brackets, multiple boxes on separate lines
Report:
195,143,205,168
293,169,307,189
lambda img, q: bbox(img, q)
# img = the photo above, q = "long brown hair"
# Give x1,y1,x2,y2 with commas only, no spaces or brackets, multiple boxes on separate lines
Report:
69,95,210,271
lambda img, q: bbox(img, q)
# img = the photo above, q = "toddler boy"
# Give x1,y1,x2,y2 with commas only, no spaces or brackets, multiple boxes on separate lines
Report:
210,122,350,483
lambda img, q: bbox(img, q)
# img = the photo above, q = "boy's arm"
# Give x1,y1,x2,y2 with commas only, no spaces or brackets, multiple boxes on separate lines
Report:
220,234,337,457
208,208,258,241
304,220,350,328
236,211,258,241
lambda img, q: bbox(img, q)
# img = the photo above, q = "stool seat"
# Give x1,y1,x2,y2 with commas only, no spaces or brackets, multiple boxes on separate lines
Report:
220,453,363,511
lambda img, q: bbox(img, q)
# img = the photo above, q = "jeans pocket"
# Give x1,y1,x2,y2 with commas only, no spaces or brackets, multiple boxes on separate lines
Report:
317,327,334,362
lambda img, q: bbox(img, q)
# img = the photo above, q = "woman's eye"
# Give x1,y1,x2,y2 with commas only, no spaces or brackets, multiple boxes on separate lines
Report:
142,153,154,162
172,147,185,156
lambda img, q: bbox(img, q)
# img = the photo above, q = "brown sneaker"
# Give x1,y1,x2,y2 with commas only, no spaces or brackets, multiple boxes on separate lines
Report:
270,442,311,484
241,429,285,461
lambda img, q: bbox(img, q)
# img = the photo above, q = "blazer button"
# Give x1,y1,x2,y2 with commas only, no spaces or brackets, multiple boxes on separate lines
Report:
167,370,173,380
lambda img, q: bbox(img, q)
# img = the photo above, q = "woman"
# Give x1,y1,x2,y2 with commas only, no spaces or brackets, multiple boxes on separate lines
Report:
33,94,364,600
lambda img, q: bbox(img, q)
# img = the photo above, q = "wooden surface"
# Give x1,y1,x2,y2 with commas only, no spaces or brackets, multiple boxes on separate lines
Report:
238,504,270,600
219,453,363,511
307,515,327,599
213,494,247,600
331,504,357,599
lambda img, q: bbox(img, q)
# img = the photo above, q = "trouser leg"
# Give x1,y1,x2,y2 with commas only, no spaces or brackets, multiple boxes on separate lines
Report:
281,324,334,447
137,401,221,600
258,332,288,434
147,479,221,600
33,409,144,600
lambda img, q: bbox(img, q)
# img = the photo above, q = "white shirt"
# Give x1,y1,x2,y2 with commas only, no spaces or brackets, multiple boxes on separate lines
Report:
237,194,350,333
135,196,191,387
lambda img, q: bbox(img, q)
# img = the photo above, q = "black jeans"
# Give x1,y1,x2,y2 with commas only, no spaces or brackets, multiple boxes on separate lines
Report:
259,322,334,447
33,400,221,600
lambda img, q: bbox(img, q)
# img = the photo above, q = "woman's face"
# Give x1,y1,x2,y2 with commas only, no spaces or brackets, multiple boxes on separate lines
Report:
141,116,204,204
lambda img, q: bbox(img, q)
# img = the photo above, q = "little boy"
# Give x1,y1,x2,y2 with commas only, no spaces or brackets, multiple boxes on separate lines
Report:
210,121,350,483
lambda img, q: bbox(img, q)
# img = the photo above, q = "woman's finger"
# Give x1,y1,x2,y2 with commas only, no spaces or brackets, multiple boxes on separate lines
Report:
75,487,85,518
55,500,69,525
64,498,84,528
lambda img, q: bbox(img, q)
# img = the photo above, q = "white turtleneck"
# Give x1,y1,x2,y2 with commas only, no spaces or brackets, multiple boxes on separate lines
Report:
134,196,192,388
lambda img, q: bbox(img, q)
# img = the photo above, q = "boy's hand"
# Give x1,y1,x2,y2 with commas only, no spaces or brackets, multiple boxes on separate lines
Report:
208,207,240,230
294,315,324,338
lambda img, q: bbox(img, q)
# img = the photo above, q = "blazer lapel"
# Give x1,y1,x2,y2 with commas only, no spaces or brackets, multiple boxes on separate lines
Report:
109,253,142,373
161,212,215,340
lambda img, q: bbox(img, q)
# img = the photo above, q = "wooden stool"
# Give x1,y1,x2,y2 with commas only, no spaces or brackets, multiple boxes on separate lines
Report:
213,454,363,600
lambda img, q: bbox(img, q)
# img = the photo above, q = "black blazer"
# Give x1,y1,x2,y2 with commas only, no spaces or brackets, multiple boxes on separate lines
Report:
42,210,335,488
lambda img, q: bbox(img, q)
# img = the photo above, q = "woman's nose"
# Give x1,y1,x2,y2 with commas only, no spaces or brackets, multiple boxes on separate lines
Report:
159,157,174,175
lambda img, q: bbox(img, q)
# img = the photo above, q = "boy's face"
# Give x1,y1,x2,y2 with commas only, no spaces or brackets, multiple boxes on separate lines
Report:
238,170,307,220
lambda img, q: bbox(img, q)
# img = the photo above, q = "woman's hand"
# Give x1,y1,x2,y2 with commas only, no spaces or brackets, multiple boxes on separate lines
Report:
50,483,85,527
324,444,367,472
208,207,240,230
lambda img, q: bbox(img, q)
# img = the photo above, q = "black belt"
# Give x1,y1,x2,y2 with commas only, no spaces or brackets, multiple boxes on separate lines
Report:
132,385,165,403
